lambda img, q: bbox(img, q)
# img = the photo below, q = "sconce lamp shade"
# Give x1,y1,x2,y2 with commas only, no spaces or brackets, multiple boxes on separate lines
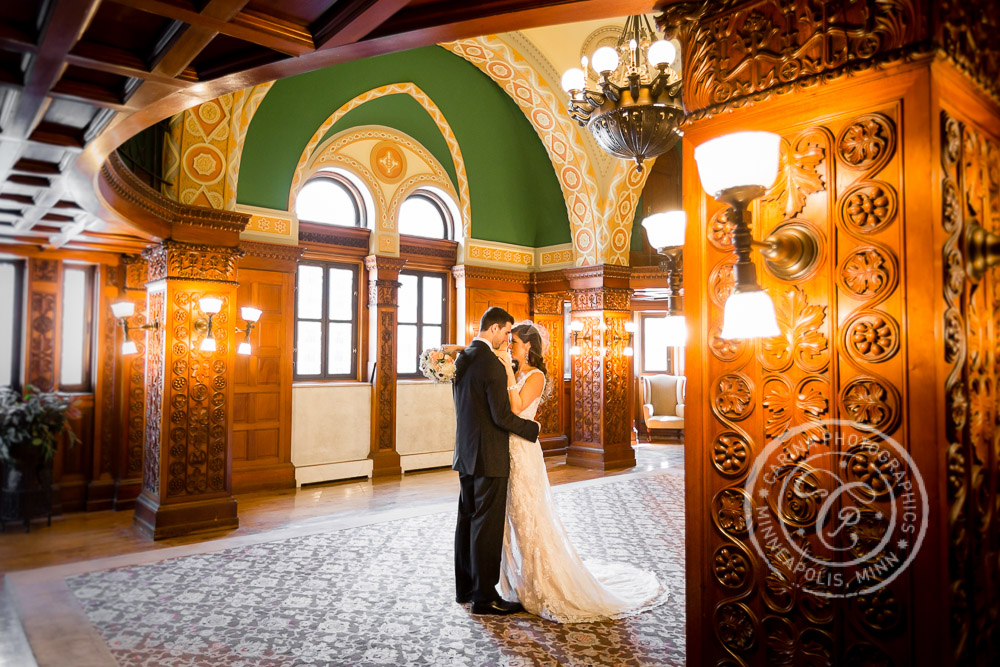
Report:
570,345,581,356
694,131,782,197
646,39,676,67
623,346,634,357
570,320,584,332
111,301,135,319
200,336,217,352
561,67,586,93
720,289,780,339
642,211,686,249
624,321,638,334
241,307,263,323
237,342,252,355
199,297,223,314
591,46,620,74
121,340,138,355
662,314,688,346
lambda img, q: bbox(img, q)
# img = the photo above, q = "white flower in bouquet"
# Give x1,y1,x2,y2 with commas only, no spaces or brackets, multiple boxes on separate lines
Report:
419,348,457,383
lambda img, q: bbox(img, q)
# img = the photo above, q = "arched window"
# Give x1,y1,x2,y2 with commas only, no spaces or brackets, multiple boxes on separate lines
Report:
295,174,365,227
398,191,453,240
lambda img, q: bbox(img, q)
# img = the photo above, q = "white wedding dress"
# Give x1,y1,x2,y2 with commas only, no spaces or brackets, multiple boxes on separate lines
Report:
499,369,669,623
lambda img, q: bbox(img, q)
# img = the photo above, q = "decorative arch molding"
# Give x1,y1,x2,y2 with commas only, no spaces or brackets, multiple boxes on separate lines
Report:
442,35,651,266
225,82,275,211
287,83,471,244
297,125,461,255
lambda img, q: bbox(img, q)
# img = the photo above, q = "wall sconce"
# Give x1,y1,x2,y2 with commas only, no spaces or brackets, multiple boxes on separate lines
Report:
967,222,1000,281
198,297,223,352
235,307,263,355
642,210,687,347
569,319,636,356
694,131,821,340
110,301,158,355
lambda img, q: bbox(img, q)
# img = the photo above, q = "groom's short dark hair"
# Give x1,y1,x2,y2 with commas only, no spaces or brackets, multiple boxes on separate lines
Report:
480,307,514,333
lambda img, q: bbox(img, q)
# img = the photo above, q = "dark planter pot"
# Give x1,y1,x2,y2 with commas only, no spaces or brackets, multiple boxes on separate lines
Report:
1,444,53,533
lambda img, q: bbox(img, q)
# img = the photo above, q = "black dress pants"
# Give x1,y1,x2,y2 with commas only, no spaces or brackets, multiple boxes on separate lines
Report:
455,472,509,603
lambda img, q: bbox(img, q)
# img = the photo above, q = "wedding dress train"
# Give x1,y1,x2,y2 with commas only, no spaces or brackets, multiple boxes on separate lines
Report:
499,369,669,623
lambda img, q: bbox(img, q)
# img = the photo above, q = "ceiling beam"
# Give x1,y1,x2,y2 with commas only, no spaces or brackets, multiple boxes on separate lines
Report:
67,41,194,88
151,0,252,79
311,0,411,50
107,0,315,56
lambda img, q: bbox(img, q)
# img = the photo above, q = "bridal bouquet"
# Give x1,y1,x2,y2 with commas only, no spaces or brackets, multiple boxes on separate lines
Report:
419,348,457,383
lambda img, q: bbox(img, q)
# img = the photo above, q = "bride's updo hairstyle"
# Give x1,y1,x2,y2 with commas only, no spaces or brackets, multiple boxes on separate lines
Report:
511,323,548,376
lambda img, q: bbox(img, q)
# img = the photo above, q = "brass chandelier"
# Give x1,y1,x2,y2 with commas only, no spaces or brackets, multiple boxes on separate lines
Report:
561,15,683,171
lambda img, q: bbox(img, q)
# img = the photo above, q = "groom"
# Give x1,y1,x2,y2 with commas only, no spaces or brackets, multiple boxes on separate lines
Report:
453,307,541,615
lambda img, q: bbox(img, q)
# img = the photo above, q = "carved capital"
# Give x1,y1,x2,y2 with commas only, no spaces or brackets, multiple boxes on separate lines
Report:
29,258,58,283
570,286,632,313
143,240,244,284
531,292,565,315
365,254,407,281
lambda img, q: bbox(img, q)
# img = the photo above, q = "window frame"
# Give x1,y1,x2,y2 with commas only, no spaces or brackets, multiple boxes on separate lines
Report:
293,260,360,381
396,269,448,379
0,258,24,389
295,173,367,229
639,311,683,375
398,190,454,241
58,263,95,393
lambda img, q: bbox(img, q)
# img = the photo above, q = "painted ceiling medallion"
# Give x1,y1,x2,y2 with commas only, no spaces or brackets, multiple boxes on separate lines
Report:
370,141,407,183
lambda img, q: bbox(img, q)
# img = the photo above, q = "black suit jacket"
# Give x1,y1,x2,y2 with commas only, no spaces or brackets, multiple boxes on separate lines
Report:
452,340,541,477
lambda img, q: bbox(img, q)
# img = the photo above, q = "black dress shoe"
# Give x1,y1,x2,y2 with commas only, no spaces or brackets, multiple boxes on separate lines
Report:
455,594,472,604
471,599,524,615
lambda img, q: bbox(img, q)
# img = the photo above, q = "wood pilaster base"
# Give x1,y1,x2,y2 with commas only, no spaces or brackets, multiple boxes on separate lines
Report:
133,492,239,540
369,450,402,478
566,442,636,470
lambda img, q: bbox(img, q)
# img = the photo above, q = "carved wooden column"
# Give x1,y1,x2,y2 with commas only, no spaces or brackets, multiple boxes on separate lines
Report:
365,254,406,477
565,265,635,470
134,240,244,539
23,259,61,392
114,255,148,509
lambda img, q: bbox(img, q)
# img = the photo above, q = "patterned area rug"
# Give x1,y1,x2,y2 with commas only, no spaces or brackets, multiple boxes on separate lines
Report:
68,470,685,666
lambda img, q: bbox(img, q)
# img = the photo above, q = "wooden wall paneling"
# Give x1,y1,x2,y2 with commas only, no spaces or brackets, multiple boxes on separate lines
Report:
531,291,567,455
232,266,295,492
24,259,61,393
86,262,121,511
133,241,243,539
114,255,148,509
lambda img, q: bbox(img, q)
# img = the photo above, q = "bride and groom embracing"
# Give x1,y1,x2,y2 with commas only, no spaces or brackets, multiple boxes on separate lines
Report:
452,306,669,623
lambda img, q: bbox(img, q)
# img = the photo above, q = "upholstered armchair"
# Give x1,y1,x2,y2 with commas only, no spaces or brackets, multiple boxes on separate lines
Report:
640,374,685,441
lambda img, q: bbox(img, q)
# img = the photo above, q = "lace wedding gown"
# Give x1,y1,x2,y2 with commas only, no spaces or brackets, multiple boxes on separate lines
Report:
499,369,669,623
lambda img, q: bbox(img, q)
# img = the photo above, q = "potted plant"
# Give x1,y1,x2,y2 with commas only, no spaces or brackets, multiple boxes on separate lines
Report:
0,386,79,532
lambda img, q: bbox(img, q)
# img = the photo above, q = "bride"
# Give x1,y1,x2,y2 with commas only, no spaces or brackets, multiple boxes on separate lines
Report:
493,321,669,623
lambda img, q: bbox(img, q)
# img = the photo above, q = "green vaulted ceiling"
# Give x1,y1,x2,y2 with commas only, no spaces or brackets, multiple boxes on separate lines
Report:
238,45,570,248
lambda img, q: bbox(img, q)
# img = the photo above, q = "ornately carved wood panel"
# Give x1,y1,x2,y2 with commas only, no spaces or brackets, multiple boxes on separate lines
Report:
24,259,60,392
232,268,294,491
695,102,914,664
940,106,1000,662
119,256,148,502
530,292,565,444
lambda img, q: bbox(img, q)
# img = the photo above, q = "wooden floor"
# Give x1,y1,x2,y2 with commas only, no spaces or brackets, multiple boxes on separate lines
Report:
0,445,682,575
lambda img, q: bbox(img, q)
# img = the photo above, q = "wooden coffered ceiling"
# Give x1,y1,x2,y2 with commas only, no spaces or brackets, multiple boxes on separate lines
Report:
0,0,657,252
